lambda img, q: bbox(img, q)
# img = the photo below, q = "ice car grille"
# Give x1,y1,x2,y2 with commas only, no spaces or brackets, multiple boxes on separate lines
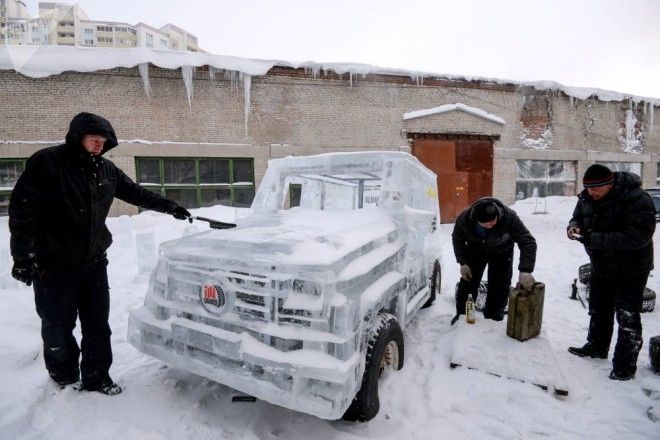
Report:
224,271,270,321
167,264,327,328
235,291,266,307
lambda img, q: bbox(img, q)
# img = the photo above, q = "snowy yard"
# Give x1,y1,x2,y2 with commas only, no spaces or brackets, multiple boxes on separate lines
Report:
0,196,658,440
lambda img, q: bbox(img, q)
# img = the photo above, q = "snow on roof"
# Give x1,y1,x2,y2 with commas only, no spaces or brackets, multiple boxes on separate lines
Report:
0,45,272,78
403,103,506,124
0,45,658,104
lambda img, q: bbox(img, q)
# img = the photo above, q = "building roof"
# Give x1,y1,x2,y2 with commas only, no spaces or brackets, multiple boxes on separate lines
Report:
0,45,657,104
81,20,135,27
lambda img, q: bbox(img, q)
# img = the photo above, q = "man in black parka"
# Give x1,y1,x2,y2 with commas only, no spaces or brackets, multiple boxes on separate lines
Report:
451,197,537,324
9,113,191,395
567,164,655,381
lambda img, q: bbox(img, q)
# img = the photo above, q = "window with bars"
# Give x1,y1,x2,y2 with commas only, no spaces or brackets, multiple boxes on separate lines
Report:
0,159,26,216
136,157,255,209
515,160,577,199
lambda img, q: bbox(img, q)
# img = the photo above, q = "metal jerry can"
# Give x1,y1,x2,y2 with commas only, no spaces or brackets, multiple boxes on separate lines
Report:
506,282,545,342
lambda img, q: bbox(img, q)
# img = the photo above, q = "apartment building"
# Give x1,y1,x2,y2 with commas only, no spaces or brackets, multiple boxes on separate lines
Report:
160,23,198,52
135,22,171,50
0,1,197,51
79,20,137,48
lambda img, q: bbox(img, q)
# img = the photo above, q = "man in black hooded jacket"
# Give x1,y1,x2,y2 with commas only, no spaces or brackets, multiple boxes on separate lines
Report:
9,113,192,395
451,197,537,324
567,164,655,381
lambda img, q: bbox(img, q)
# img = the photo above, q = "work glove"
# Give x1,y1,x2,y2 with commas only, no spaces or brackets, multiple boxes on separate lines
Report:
567,226,581,240
171,205,192,222
460,264,472,281
12,259,36,286
518,272,535,291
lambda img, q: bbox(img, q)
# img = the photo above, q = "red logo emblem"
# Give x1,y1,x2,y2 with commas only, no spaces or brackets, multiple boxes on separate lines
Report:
201,284,225,309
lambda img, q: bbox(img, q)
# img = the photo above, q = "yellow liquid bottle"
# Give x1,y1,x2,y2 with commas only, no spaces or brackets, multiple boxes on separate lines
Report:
466,293,476,324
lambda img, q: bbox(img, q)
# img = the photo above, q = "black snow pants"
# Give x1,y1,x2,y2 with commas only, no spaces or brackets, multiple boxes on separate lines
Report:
33,256,112,387
587,272,649,375
455,247,513,321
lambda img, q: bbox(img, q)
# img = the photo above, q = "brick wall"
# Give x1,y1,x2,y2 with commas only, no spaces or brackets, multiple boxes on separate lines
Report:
1,65,658,211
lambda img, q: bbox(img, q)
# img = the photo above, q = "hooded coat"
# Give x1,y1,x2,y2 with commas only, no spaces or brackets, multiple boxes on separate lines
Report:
452,197,537,273
568,171,655,276
9,113,178,270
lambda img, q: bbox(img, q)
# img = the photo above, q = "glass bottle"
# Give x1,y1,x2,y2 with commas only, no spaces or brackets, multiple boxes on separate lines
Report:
466,293,476,324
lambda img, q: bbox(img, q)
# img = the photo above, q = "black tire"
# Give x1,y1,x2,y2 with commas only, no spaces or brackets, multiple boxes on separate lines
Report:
422,260,441,309
642,287,656,313
342,313,404,422
578,263,592,284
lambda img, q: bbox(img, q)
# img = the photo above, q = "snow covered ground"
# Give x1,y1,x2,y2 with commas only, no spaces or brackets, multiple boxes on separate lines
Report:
0,196,658,440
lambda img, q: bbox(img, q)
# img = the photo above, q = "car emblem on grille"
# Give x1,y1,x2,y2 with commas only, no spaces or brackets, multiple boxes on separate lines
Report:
200,283,226,314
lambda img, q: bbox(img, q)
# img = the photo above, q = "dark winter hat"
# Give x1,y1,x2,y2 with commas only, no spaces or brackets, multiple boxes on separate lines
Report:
583,164,614,188
473,201,498,223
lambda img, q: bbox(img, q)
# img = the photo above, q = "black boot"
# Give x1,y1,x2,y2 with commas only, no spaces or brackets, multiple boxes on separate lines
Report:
568,343,607,359
609,368,635,381
49,370,80,387
81,378,123,396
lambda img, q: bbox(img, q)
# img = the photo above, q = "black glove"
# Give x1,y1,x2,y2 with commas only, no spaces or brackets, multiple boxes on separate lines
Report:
12,259,36,286
171,206,192,222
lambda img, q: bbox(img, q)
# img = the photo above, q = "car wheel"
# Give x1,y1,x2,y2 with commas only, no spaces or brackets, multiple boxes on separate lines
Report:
342,313,404,422
578,263,592,284
422,260,441,309
642,287,656,313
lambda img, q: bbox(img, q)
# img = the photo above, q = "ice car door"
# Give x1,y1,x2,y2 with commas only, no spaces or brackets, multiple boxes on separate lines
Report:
403,207,434,314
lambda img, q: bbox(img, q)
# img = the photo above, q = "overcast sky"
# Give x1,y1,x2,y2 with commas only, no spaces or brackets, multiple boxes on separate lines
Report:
23,0,660,99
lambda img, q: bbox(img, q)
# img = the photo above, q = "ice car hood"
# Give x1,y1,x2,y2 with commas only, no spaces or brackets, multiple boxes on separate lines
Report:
163,207,398,267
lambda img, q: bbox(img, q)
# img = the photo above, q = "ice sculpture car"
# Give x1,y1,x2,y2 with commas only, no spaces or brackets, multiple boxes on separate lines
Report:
128,151,442,421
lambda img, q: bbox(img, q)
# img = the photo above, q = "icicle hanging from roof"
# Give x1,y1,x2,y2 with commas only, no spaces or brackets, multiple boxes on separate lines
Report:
243,74,252,135
182,66,194,112
410,74,425,86
209,66,218,82
138,63,151,99
224,70,240,89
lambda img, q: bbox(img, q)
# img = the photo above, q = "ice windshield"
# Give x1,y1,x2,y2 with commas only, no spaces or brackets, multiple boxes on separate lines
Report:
250,152,439,215
283,173,381,210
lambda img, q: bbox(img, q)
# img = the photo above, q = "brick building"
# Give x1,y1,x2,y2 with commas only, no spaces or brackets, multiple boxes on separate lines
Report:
1,46,658,222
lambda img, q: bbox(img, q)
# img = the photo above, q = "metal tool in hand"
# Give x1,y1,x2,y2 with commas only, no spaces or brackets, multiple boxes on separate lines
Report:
190,216,237,229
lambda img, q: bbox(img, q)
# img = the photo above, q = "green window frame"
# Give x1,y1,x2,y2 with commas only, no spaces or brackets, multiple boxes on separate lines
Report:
135,157,255,209
0,158,27,216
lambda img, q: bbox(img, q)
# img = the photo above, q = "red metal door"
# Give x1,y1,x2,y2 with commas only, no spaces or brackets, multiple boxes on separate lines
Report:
412,138,493,223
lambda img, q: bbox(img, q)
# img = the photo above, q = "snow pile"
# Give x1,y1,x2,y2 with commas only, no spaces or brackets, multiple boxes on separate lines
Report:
521,127,554,150
619,104,645,154
0,196,658,439
403,103,506,125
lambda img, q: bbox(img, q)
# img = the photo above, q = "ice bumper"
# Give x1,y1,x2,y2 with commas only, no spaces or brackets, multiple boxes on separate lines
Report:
128,305,361,419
